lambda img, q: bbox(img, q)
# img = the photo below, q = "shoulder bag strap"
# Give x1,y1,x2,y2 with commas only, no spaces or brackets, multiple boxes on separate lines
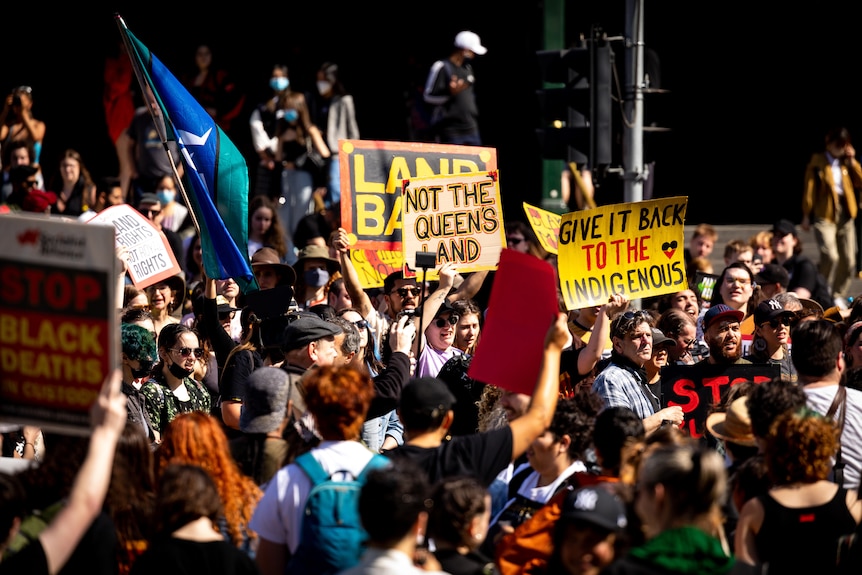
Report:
826,385,847,487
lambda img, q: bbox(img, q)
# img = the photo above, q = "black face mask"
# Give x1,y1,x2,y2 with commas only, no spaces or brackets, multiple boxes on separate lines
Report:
130,360,153,380
168,361,194,380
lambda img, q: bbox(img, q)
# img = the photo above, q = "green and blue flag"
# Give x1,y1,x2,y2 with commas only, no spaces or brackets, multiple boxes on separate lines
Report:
117,15,257,293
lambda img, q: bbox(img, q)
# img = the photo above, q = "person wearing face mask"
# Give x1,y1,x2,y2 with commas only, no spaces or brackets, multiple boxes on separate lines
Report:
423,30,488,145
249,64,292,200
153,173,191,235
307,61,360,212
139,323,213,443
121,322,159,446
293,244,342,310
275,90,331,265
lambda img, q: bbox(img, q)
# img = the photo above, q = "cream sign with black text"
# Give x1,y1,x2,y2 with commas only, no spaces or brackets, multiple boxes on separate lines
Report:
557,197,688,309
401,171,505,273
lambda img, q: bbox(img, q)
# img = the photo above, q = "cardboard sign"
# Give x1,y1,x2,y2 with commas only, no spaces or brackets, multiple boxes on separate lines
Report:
694,271,719,303
339,139,498,252
0,214,118,435
523,202,561,255
348,248,404,289
468,249,559,394
557,197,688,309
401,171,505,274
661,363,780,438
87,204,181,289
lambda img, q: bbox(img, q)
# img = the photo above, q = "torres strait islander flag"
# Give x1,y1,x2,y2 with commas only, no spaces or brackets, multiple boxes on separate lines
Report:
117,14,257,293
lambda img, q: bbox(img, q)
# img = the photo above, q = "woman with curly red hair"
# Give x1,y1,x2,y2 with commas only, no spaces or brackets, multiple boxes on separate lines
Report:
155,411,262,558
249,365,389,575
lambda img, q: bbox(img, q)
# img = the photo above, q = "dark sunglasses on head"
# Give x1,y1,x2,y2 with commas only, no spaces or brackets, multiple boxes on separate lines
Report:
764,316,792,329
396,286,420,298
434,314,459,328
172,347,205,359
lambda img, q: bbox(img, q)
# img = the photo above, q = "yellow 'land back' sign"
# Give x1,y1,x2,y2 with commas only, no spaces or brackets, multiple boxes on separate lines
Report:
339,140,497,251
558,197,688,309
401,171,505,273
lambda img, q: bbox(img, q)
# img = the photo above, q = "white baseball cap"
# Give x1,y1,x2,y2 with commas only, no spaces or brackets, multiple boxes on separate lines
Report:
454,31,487,55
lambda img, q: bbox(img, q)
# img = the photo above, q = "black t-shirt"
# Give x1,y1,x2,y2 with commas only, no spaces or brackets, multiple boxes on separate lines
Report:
783,254,834,310
130,537,259,575
385,426,513,487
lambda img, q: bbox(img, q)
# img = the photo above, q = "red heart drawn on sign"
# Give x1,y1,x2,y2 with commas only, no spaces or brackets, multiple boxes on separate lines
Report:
661,240,678,259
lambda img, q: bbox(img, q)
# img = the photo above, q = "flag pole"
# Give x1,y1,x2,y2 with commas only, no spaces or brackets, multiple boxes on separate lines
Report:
114,13,203,239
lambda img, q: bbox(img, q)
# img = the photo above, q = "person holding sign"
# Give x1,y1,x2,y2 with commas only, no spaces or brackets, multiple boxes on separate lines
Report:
591,310,684,436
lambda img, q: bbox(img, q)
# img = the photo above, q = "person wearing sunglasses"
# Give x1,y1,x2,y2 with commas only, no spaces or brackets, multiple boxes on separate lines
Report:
743,299,797,383
592,309,684,436
415,300,462,379
140,323,212,443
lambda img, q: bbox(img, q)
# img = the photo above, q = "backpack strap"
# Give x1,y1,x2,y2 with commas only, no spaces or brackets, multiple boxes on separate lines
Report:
357,453,390,482
295,452,329,486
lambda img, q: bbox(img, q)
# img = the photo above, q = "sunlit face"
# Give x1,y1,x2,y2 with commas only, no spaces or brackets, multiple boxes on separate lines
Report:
499,391,530,422
719,270,753,309
649,344,670,373
147,282,174,311
10,147,30,167
669,322,697,362
254,266,280,290
311,336,338,367
328,283,352,312
669,290,698,319
163,332,200,372
526,430,566,475
732,249,754,268
455,312,480,352
425,312,457,351
756,314,792,348
216,278,239,301
60,158,81,184
706,320,743,363
385,279,419,315
340,310,368,350
251,206,273,238
106,186,125,206
771,233,796,260
690,235,714,258
128,293,149,310
613,321,652,366
558,522,618,575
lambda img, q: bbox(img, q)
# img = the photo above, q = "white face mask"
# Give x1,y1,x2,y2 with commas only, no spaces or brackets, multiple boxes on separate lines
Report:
317,81,332,96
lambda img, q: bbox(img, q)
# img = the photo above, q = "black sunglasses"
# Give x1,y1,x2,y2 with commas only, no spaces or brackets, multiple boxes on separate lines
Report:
22,180,38,188
353,319,368,330
172,347,205,359
396,286,420,298
764,316,792,329
434,314,459,328
507,237,525,245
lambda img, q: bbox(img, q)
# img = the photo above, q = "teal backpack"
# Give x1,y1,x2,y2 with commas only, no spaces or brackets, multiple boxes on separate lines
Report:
286,451,390,575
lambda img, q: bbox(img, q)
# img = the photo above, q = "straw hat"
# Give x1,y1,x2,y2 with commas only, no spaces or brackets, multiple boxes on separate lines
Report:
705,396,756,446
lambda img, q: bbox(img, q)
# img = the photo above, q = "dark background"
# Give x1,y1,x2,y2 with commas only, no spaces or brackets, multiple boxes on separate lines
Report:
5,3,862,226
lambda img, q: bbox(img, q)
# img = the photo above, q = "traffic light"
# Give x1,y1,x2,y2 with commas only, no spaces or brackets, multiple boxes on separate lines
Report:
535,40,612,167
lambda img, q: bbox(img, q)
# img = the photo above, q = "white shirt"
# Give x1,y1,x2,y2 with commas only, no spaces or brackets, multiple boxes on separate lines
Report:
249,440,377,553
337,547,451,575
803,384,862,491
